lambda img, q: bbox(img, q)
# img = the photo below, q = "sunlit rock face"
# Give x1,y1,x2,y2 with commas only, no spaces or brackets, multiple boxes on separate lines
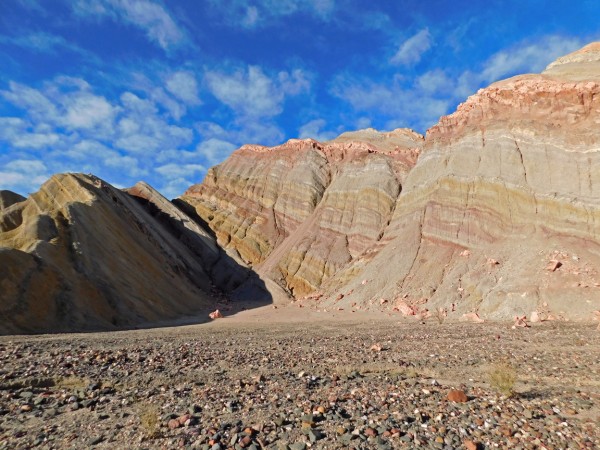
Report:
185,43,600,320
319,43,600,321
181,129,423,297
0,174,245,334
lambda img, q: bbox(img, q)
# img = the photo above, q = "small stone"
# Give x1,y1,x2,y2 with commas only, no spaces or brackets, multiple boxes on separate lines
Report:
209,309,223,319
308,429,324,442
365,427,377,437
447,390,468,403
463,440,479,450
289,443,306,450
88,435,104,446
178,414,191,425
168,419,180,429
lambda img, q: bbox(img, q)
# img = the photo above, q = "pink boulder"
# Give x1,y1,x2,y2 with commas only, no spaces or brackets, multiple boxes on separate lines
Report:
209,309,223,320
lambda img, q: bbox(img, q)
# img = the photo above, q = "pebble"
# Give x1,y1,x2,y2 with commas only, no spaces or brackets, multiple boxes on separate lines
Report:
0,322,597,449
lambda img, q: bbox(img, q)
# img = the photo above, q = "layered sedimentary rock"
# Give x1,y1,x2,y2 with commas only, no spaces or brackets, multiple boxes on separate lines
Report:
184,43,600,320
0,190,25,211
318,43,600,320
3,44,600,331
182,129,423,296
0,174,259,334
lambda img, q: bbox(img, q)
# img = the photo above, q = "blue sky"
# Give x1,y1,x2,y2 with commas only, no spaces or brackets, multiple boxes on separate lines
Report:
0,0,599,198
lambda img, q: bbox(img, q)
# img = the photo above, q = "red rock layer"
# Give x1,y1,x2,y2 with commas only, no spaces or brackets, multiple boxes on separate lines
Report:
181,130,423,297
319,43,600,320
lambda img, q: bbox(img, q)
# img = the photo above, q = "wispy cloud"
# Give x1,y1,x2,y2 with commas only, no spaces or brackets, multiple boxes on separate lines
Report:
480,35,583,82
0,72,197,195
298,119,336,141
452,34,585,99
331,73,450,132
72,0,187,51
165,70,200,105
390,28,433,66
0,32,76,54
335,33,588,133
205,65,310,119
209,0,336,28
0,159,49,194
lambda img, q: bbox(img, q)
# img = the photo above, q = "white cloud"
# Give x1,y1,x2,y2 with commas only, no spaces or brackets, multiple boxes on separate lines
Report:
242,6,259,27
103,152,146,177
0,80,116,137
0,116,60,149
155,163,206,179
206,65,310,119
278,69,311,95
196,119,284,147
195,138,237,164
0,32,66,53
298,119,336,142
416,69,452,94
63,93,117,129
120,91,157,115
166,71,200,105
151,87,186,120
210,0,336,28
311,0,335,17
234,121,284,145
5,159,47,173
355,117,372,129
73,0,186,50
1,82,59,123
480,35,583,83
0,159,49,194
390,28,433,66
115,92,193,153
206,66,283,118
331,73,450,132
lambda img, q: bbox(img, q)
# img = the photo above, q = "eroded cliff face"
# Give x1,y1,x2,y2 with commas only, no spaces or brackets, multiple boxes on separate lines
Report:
3,44,600,332
0,174,259,334
183,43,600,321
181,129,423,297
318,43,600,320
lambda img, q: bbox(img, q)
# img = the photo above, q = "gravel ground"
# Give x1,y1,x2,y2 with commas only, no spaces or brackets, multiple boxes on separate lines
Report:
1,315,599,449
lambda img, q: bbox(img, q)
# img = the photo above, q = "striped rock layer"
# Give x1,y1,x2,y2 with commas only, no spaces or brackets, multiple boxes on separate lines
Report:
185,43,600,320
181,129,423,297
0,174,257,334
319,43,600,320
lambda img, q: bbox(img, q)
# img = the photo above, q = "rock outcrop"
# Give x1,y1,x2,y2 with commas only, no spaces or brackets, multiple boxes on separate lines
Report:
3,43,600,332
0,190,25,211
181,129,423,297
184,43,600,320
317,43,600,320
0,174,265,334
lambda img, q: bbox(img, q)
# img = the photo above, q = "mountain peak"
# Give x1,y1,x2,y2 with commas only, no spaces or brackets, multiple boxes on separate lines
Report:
543,41,600,81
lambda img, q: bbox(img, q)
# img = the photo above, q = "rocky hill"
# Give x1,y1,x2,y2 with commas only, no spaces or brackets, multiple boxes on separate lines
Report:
2,43,600,333
0,174,264,334
183,43,600,322
181,128,423,297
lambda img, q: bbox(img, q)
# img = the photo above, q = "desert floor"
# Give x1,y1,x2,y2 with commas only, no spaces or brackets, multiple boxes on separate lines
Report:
1,305,599,449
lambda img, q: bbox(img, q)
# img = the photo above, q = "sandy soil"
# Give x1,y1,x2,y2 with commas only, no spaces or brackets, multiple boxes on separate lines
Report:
1,307,599,449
